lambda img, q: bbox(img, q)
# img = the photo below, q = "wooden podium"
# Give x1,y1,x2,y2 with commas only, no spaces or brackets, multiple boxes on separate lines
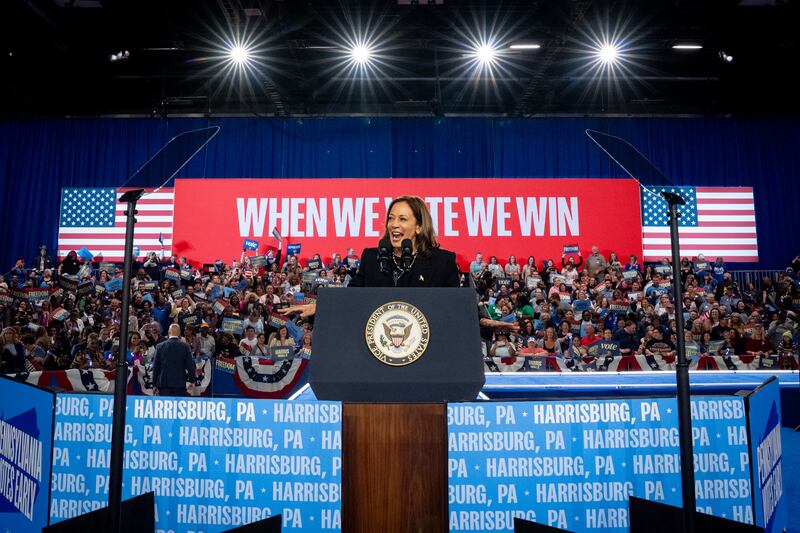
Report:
342,403,447,533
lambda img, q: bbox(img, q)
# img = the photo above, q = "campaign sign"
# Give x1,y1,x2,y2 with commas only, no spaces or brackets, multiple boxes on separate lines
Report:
573,299,591,312
243,238,259,251
746,378,787,533
287,243,301,256
301,272,318,285
50,395,342,532
76,281,94,298
222,318,244,335
563,244,580,255
0,376,56,532
526,277,541,289
25,287,50,303
271,346,294,361
104,277,123,293
172,179,643,268
447,396,754,532
251,255,268,269
654,265,672,276
164,268,181,282
623,270,638,281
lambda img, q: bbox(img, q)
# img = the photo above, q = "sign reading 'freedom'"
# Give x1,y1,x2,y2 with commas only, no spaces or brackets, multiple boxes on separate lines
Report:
172,178,643,267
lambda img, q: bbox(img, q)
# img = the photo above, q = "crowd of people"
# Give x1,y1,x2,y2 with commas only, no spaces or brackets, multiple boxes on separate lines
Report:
472,249,800,368
1,244,799,376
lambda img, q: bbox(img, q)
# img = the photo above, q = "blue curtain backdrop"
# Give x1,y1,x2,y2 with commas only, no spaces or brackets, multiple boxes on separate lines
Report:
1,116,798,271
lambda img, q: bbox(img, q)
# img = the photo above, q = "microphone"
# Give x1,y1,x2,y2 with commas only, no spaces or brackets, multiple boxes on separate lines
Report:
377,238,391,274
400,239,414,269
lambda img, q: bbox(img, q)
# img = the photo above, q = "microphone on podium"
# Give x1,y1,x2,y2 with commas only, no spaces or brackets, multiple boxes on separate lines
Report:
377,238,392,274
400,239,414,269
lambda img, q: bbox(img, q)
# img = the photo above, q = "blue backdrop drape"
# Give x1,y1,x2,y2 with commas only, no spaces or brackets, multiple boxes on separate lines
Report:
1,116,798,271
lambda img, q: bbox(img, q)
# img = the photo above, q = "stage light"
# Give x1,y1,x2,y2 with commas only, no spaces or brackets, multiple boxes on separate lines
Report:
719,50,733,63
672,44,702,50
597,43,619,65
350,43,373,65
228,44,251,66
509,43,541,50
475,43,498,65
110,50,130,62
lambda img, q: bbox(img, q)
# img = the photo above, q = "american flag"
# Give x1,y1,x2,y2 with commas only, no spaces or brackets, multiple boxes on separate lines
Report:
57,187,173,262
641,186,758,262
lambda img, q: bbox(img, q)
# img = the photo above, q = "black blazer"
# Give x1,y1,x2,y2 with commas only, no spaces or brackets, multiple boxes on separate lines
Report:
349,247,461,288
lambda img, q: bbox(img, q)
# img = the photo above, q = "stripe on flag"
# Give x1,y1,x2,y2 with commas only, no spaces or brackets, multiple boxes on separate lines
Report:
641,186,758,262
57,187,174,262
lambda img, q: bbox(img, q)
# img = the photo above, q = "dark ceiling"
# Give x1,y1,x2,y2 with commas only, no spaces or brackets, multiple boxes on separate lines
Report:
1,0,798,117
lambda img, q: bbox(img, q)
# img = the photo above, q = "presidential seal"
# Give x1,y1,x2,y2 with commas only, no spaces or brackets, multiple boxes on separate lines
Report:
365,301,430,366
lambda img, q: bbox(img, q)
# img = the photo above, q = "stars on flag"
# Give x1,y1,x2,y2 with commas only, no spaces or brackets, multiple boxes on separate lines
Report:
59,188,116,227
641,186,698,227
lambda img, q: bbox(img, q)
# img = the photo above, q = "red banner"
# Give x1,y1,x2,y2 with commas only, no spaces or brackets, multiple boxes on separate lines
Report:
172,178,643,268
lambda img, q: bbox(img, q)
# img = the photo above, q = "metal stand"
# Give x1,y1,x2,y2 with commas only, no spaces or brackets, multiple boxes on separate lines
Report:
107,188,144,533
663,191,696,533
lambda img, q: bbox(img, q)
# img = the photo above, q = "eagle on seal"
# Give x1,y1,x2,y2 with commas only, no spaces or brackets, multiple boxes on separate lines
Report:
383,321,413,348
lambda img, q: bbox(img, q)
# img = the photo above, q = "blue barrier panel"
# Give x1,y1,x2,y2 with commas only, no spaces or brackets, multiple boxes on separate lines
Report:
50,395,341,532
0,376,56,532
746,378,788,533
447,396,754,532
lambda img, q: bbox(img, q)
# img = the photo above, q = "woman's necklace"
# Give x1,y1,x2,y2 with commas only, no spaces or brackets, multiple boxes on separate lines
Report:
391,252,418,285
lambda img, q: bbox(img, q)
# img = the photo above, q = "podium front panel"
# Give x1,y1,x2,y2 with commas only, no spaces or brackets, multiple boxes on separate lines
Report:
310,287,484,402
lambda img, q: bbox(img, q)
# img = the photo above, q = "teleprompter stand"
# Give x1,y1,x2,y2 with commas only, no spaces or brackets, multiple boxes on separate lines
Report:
310,287,484,533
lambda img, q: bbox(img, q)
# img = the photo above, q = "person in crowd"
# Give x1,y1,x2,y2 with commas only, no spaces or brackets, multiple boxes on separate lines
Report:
143,252,161,281
536,326,563,357
269,326,295,349
521,256,538,279
34,245,53,273
238,326,259,355
613,321,640,355
252,332,270,357
585,246,607,279
557,321,575,354
194,321,216,358
215,332,240,359
469,253,483,275
59,250,81,277
151,324,195,396
504,256,521,278
489,331,517,358
1,327,25,373
608,252,622,271
487,256,504,278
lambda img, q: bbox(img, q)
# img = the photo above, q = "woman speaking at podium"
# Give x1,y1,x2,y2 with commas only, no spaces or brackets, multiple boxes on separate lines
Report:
348,195,460,288
281,196,460,317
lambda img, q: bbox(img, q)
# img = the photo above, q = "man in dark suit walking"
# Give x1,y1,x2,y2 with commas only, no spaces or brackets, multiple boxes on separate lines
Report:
151,324,195,396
